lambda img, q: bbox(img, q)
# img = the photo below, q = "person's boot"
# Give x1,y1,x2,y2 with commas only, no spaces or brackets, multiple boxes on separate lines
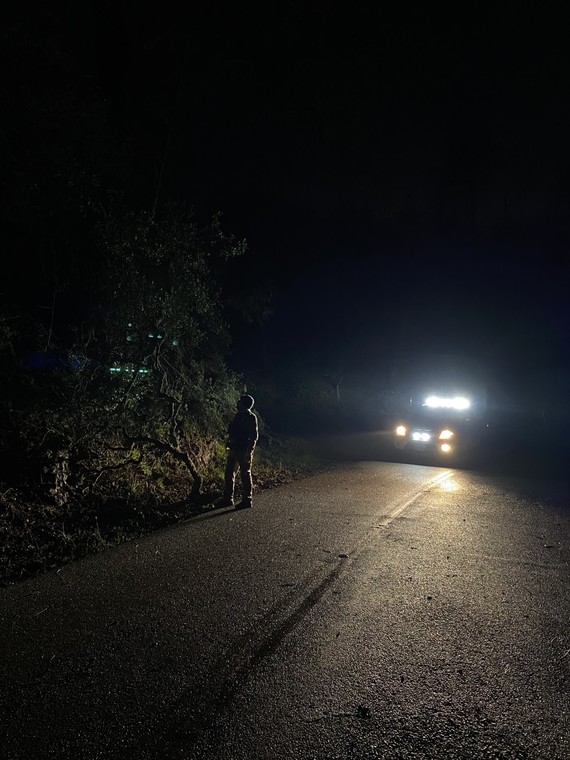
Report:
234,499,252,510
215,496,234,508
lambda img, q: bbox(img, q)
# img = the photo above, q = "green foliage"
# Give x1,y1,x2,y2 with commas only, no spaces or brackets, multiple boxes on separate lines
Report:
0,6,329,588
1,8,255,512
94,206,244,432
0,206,248,508
98,209,236,362
0,429,329,587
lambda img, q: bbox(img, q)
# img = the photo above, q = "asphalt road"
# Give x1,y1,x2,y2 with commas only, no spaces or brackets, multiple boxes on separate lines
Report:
2,434,569,759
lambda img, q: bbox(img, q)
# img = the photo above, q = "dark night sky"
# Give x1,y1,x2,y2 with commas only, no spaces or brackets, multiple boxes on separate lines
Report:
9,2,570,392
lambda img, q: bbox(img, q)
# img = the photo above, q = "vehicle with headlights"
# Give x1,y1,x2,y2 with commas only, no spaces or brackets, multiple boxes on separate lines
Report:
394,394,482,459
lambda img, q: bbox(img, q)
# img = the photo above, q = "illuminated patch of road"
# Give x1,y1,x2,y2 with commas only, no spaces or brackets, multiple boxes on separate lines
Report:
134,469,457,758
373,470,455,530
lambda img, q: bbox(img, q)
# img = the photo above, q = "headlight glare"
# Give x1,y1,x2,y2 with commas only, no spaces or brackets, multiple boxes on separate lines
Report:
395,425,407,437
439,429,454,440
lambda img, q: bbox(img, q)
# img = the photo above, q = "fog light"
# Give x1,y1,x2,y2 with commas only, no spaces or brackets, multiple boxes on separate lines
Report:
395,425,407,436
440,443,452,453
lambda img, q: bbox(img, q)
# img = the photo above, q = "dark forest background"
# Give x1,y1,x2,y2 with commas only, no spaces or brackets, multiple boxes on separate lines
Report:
2,2,570,581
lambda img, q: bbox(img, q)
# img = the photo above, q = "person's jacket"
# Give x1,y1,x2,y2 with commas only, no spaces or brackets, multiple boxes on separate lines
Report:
227,409,258,451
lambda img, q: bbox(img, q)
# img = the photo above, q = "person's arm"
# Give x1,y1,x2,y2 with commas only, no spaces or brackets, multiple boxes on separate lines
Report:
247,414,258,454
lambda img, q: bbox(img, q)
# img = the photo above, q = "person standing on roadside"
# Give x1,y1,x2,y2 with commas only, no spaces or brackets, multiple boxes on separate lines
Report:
218,394,258,510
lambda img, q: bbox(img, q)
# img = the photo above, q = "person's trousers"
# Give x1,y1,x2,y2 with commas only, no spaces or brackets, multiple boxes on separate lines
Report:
223,448,254,503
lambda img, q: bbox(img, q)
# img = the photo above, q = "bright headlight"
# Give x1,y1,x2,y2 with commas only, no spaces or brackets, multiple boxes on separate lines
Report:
440,443,452,453
395,425,407,436
439,429,454,440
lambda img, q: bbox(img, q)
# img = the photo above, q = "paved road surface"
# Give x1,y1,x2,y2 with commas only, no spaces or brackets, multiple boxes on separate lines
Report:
2,440,569,758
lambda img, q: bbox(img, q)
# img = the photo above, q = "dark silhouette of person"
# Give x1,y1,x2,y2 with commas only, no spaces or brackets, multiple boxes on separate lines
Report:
218,394,258,509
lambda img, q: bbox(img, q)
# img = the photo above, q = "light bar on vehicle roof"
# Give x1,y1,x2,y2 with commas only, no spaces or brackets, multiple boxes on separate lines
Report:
424,395,471,410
